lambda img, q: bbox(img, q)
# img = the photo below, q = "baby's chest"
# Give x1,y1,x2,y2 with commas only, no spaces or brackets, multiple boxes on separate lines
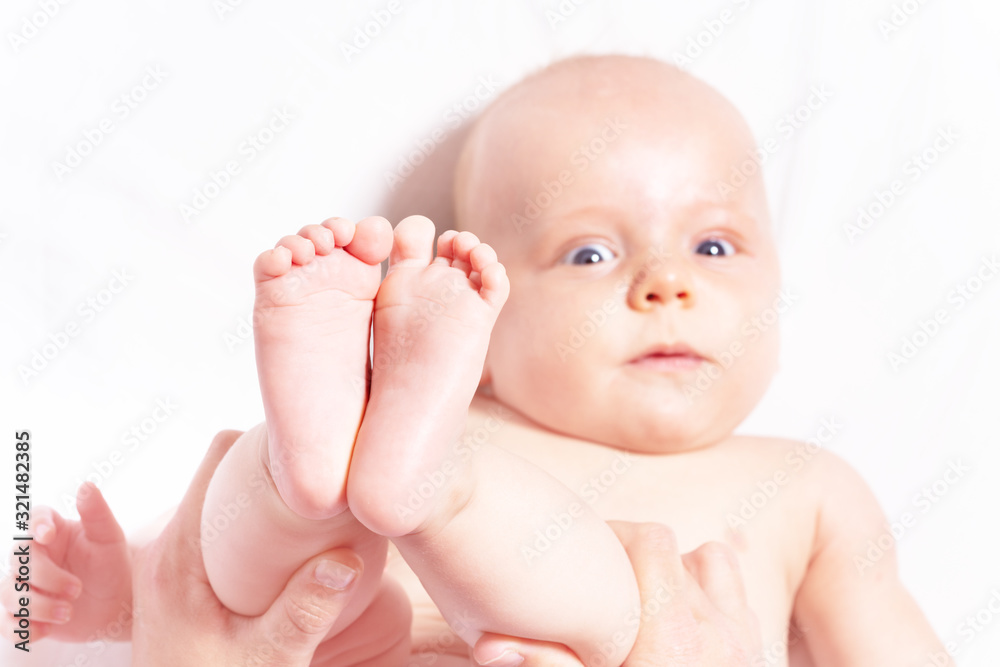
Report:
551,458,813,646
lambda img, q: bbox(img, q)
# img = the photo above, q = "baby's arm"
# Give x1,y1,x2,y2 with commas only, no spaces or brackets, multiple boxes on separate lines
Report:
792,452,953,666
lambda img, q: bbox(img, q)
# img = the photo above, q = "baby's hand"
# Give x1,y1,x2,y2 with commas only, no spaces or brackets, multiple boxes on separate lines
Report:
1,483,132,642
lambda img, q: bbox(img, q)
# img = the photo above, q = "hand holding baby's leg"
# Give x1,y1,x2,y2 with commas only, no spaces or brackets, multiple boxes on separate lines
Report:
348,216,508,536
254,216,392,519
202,218,392,622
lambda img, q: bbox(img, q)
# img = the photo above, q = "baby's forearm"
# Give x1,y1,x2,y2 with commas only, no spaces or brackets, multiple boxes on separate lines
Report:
391,443,640,667
200,423,385,629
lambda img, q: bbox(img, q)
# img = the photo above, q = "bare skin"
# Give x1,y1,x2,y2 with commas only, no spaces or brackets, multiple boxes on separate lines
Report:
0,55,950,667
396,53,947,666
203,211,639,664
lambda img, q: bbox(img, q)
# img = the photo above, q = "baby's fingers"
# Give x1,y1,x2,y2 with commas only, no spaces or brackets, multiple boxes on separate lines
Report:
77,482,125,545
30,548,82,599
0,585,72,625
30,505,67,546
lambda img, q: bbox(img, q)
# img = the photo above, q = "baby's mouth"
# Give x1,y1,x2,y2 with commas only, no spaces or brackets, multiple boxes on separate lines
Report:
628,344,708,372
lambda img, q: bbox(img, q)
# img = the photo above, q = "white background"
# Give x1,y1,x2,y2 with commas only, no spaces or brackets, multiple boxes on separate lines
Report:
2,0,999,665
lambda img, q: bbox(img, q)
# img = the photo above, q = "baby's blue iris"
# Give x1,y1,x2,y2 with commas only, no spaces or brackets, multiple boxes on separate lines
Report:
564,243,614,265
695,238,735,257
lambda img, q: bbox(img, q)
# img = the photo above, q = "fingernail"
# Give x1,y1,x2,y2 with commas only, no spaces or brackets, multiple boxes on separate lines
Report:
35,524,51,541
315,559,358,590
53,604,71,623
479,649,524,666
65,580,83,599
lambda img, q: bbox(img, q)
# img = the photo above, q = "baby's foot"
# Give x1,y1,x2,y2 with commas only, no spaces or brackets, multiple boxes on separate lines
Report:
254,216,392,520
347,216,509,537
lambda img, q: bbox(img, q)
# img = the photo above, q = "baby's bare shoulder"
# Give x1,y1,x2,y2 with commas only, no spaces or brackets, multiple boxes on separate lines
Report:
719,434,877,509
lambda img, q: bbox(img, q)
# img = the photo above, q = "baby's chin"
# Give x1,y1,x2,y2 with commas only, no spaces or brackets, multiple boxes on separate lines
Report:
489,388,743,455
597,411,739,455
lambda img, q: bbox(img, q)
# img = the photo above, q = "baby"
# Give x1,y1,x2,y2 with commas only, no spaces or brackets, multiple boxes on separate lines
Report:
11,55,949,666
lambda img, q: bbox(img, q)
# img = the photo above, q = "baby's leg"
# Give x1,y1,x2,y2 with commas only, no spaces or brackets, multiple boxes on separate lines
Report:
201,218,391,629
348,217,640,666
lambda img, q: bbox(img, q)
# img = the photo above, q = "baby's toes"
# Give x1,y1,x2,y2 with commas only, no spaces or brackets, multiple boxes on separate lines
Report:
276,234,316,265
434,230,461,263
469,243,498,274
254,245,293,282
297,224,336,255
478,261,509,308
450,231,480,272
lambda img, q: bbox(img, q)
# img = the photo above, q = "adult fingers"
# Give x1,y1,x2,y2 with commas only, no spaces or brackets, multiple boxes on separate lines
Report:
247,548,363,665
609,521,688,604
162,429,243,562
682,541,748,623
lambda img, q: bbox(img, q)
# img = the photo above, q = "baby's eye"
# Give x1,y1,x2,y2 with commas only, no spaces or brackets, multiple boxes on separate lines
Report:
561,243,616,265
695,238,736,257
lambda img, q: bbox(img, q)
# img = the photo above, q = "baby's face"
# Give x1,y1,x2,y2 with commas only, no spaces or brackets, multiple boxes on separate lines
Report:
460,64,781,453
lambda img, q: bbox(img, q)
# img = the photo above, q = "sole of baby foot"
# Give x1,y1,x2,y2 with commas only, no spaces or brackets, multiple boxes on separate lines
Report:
347,215,509,537
254,216,393,520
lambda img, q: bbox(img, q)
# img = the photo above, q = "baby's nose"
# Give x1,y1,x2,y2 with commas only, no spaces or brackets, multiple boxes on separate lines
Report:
628,263,693,310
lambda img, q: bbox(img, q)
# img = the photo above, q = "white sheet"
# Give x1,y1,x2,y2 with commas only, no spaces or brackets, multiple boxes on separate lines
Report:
3,1,998,664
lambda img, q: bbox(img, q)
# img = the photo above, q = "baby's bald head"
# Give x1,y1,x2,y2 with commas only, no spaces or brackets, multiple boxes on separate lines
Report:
450,55,781,453
453,55,763,249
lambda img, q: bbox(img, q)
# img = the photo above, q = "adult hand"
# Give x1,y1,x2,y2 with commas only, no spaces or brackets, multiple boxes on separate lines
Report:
473,522,761,667
131,430,409,666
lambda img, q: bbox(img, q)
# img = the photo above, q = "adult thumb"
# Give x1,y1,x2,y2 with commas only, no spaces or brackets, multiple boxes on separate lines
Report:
254,548,363,663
